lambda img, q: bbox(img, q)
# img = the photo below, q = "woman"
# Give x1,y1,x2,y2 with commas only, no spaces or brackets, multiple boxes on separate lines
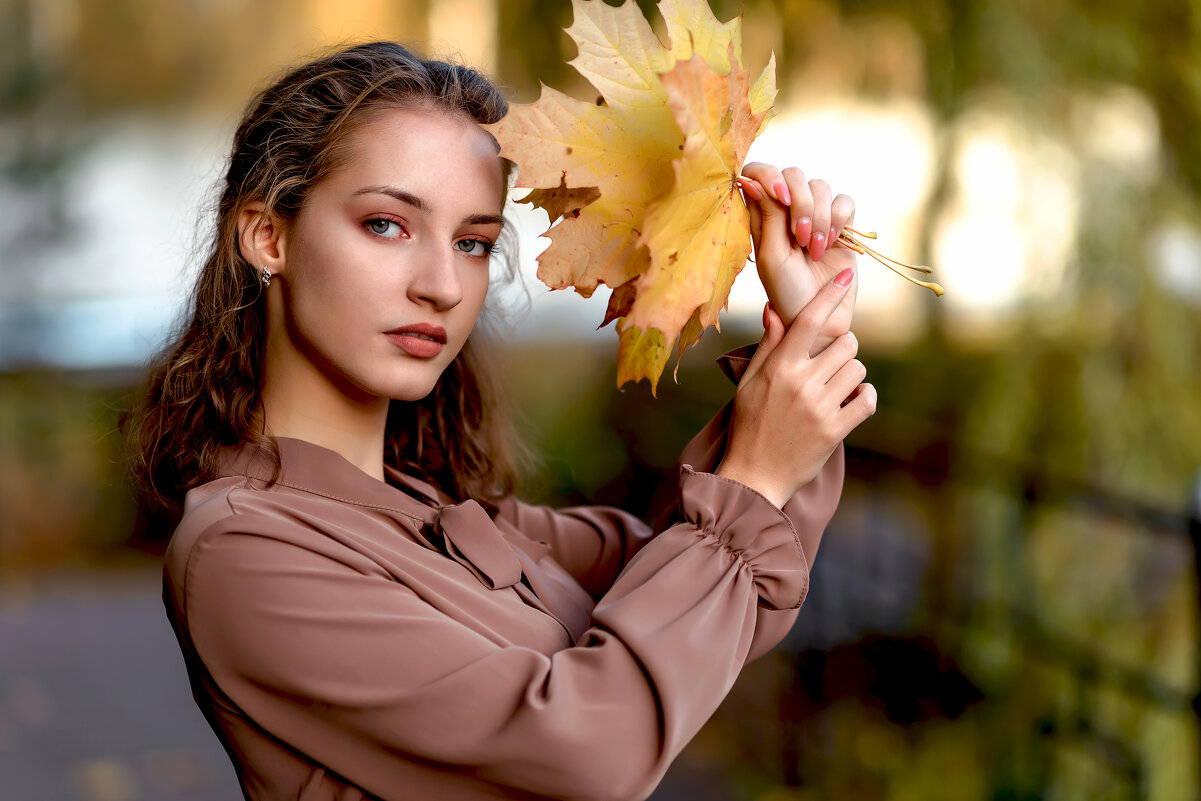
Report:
126,41,873,801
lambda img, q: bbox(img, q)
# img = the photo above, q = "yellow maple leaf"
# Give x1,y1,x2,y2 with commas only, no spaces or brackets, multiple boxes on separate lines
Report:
485,0,775,392
619,51,765,390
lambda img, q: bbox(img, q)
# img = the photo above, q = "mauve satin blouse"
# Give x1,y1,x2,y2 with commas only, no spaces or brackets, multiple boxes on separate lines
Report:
162,355,845,801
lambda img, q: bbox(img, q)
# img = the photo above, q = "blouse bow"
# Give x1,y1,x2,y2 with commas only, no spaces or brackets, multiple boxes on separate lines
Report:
432,500,524,590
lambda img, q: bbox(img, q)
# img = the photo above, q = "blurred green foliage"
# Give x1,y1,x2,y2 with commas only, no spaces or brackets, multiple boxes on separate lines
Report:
0,371,138,567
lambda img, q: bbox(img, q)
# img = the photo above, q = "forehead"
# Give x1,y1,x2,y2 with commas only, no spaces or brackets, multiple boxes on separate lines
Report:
330,106,504,203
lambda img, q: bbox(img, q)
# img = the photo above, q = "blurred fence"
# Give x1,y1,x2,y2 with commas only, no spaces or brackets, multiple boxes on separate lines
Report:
751,420,1201,799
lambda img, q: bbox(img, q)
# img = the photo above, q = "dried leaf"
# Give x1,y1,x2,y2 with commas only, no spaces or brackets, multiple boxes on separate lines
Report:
621,49,765,391
486,0,775,392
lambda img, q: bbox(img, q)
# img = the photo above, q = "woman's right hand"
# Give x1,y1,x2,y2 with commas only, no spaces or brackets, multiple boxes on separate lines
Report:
715,268,877,508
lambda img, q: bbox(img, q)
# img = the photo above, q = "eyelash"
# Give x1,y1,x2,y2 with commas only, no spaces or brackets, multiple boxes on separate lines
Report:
364,217,407,239
457,239,499,257
363,217,497,257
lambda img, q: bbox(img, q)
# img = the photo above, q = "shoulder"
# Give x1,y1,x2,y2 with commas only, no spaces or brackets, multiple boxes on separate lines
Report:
165,480,285,588
164,478,380,618
167,478,295,559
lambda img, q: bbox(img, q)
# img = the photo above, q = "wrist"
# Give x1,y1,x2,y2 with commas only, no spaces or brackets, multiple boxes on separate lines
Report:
714,462,789,508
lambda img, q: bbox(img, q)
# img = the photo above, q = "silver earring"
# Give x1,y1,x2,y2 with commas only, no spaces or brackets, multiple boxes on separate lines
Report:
261,266,272,288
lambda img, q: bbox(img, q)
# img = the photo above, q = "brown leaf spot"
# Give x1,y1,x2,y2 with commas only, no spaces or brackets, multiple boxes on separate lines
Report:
600,279,638,328
516,178,600,222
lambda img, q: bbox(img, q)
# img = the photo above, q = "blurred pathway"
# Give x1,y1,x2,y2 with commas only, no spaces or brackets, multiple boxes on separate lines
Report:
0,567,241,801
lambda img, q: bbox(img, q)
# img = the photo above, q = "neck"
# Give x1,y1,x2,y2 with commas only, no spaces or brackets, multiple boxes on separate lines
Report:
261,354,390,482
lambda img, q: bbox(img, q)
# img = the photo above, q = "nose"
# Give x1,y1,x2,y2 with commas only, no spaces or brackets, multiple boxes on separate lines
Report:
406,242,464,311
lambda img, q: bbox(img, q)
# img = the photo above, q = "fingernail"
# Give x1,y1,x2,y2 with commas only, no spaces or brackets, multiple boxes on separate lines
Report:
762,302,770,329
830,227,838,244
795,216,811,245
810,231,826,261
739,179,762,202
834,267,854,287
772,180,791,206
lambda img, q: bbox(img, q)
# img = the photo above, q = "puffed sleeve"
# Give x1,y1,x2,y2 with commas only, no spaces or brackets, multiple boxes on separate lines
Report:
494,499,655,599
496,344,843,658
178,465,830,801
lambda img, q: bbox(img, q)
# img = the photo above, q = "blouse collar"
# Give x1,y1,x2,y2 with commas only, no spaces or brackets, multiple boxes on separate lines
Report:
215,436,526,591
217,436,445,513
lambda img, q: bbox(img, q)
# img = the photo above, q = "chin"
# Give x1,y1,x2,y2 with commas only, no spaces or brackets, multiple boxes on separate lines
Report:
317,357,442,405
333,334,470,402
374,362,456,403
384,383,441,403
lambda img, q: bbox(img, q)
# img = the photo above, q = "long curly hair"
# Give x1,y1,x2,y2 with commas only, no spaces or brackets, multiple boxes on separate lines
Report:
123,41,524,511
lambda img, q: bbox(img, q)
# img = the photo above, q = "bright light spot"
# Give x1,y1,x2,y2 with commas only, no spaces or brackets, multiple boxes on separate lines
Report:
1153,223,1201,305
1071,85,1160,174
306,0,416,49
959,135,1020,210
935,102,1080,329
430,0,498,73
24,120,225,305
935,216,1025,311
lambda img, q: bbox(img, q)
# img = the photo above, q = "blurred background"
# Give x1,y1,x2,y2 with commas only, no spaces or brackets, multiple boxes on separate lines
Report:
1,0,1199,799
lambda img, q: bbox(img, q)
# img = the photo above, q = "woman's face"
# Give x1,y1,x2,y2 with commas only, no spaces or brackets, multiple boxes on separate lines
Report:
269,106,504,404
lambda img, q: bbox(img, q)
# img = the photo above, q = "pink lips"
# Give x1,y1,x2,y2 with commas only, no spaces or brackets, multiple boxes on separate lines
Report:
384,323,447,359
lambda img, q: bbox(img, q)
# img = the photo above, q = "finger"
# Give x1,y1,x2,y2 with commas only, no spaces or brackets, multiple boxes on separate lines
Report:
777,268,855,360
737,170,790,266
737,179,765,256
836,382,878,431
747,198,763,260
781,166,813,248
840,381,867,407
740,302,786,384
741,162,790,206
825,357,868,406
808,179,832,261
809,330,859,382
830,193,855,245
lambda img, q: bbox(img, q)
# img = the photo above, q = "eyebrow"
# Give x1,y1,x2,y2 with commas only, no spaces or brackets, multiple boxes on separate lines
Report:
353,185,503,227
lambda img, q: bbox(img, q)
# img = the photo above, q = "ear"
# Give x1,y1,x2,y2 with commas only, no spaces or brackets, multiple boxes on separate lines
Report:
237,201,287,277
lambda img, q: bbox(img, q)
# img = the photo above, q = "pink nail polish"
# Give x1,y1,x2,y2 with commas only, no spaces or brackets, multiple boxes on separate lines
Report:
796,216,812,244
773,180,791,206
740,180,762,202
834,267,854,287
830,227,838,243
810,231,826,260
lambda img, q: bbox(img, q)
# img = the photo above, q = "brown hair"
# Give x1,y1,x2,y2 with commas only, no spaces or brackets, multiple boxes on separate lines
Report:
123,41,524,511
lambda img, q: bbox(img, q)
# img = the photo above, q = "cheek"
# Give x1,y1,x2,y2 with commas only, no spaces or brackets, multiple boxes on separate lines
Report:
460,268,491,324
294,215,394,298
284,240,382,346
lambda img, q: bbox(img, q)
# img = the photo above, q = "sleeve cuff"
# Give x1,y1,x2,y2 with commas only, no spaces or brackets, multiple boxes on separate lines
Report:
715,344,757,385
677,465,809,610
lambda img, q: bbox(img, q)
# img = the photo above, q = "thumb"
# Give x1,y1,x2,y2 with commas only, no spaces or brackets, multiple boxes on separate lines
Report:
740,302,786,384
739,176,790,267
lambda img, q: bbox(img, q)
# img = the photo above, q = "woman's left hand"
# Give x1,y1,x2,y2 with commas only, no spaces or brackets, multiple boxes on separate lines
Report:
738,163,858,355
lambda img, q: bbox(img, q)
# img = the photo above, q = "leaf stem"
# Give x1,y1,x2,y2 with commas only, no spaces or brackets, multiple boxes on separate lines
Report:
837,227,945,297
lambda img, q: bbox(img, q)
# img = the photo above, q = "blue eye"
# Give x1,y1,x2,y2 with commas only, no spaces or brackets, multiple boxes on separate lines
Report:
455,238,494,257
366,219,403,237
